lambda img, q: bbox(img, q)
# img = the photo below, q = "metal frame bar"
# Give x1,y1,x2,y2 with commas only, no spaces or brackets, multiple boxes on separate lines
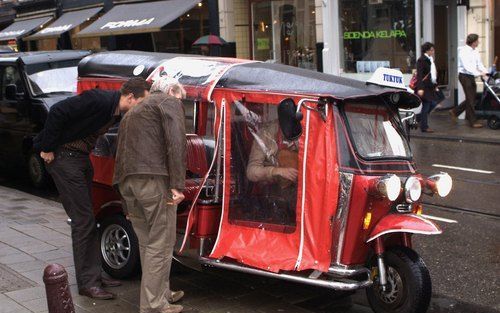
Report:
201,257,372,291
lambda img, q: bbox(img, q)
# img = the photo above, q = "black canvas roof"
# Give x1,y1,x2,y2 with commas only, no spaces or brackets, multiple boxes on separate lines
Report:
78,50,190,78
217,63,389,99
78,51,420,107
216,62,420,107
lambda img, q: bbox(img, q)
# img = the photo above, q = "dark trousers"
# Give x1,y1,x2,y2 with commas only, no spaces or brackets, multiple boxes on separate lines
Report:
417,100,437,131
453,73,478,125
46,151,101,290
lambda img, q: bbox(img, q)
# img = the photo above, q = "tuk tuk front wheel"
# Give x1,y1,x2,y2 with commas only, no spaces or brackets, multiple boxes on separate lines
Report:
366,247,431,313
98,214,140,279
487,116,500,130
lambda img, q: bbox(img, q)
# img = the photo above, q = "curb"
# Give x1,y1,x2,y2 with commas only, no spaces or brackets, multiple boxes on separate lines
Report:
411,133,500,145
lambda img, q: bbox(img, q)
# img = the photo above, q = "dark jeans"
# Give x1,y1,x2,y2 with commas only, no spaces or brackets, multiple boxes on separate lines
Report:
46,150,101,290
453,73,478,125
417,100,437,131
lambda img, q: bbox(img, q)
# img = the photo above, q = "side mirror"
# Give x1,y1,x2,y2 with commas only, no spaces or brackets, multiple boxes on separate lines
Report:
5,84,17,101
5,84,23,101
278,98,302,140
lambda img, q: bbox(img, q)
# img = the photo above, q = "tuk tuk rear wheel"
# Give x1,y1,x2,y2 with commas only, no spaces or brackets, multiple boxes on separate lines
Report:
366,247,431,313
99,214,140,279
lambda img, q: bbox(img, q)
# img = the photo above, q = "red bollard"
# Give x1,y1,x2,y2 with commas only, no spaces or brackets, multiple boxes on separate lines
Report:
43,264,75,313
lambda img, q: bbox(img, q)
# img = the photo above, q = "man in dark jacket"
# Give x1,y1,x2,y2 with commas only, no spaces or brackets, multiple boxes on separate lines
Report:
113,77,186,313
33,77,150,300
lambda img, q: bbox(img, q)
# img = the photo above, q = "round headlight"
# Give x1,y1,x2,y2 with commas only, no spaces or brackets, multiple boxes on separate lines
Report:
404,176,422,202
431,173,453,197
377,174,401,201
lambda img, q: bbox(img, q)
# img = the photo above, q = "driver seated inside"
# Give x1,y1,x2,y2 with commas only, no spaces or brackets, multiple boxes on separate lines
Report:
246,121,299,225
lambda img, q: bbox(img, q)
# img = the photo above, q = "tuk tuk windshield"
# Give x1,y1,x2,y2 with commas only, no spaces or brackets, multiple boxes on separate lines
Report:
343,101,411,159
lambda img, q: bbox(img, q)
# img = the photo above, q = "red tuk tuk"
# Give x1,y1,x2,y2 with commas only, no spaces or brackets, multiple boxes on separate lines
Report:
79,51,453,313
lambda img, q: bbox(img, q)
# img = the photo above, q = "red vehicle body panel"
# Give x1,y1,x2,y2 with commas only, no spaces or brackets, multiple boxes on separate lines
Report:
367,214,442,243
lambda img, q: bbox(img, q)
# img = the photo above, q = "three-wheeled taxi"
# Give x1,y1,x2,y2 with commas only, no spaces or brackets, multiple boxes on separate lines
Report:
79,51,454,313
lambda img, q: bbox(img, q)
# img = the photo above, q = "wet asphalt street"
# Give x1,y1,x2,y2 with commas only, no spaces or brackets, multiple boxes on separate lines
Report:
0,137,499,313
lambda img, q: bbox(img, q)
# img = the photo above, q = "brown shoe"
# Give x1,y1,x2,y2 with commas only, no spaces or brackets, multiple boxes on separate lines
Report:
471,123,483,128
422,128,435,133
79,286,115,300
449,110,457,123
102,277,122,287
160,304,183,313
168,290,184,303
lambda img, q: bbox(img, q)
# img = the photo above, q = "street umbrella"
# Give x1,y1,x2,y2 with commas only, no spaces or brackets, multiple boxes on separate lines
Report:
193,34,227,46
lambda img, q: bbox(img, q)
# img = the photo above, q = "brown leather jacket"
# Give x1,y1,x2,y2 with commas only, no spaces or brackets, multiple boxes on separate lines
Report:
113,92,186,190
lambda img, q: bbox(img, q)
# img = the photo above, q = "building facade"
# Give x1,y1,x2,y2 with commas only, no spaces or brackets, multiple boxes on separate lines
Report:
220,0,497,105
0,0,496,103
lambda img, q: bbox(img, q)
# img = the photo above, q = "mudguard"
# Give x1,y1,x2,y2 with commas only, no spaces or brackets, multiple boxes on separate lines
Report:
366,214,442,243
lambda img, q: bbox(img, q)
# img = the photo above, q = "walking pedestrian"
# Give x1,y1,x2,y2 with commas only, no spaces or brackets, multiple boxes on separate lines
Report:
33,77,151,300
114,77,187,313
415,42,440,133
450,33,488,128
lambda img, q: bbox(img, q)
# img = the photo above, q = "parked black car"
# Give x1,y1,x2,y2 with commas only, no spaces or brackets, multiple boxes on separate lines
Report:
0,50,90,187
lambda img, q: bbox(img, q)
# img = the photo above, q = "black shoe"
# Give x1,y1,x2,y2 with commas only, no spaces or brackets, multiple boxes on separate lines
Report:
79,286,115,300
102,277,122,287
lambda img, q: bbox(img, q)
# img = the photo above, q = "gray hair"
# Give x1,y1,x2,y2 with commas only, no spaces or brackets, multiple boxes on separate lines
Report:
150,77,186,99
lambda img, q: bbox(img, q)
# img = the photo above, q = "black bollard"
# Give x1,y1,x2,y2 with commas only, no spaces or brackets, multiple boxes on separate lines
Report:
43,264,75,313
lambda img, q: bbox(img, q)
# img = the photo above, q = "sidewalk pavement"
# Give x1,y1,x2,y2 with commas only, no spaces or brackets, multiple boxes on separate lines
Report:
0,185,359,313
411,110,500,144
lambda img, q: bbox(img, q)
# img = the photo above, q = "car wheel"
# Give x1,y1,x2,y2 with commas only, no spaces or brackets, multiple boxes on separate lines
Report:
487,116,500,130
99,214,140,279
28,152,50,188
366,247,431,313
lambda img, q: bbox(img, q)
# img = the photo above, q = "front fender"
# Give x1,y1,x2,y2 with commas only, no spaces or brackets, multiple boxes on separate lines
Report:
366,214,442,243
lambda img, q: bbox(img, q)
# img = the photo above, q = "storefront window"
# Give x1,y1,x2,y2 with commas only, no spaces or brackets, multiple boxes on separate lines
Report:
340,0,415,76
251,0,317,70
155,1,209,54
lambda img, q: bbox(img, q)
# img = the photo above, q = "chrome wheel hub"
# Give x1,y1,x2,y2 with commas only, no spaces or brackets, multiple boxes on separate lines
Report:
101,224,131,269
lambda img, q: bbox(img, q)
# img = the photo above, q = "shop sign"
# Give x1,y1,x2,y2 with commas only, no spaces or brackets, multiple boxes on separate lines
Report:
343,30,407,40
39,24,72,34
100,18,155,30
257,38,270,50
0,30,25,38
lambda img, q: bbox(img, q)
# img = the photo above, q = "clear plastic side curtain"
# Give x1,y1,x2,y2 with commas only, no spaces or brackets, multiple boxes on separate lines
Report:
209,93,340,273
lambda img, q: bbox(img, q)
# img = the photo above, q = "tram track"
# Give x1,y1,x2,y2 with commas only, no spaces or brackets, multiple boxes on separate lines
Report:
422,202,500,219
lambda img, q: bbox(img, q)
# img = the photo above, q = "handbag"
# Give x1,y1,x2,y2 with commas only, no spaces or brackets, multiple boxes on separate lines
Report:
409,72,430,90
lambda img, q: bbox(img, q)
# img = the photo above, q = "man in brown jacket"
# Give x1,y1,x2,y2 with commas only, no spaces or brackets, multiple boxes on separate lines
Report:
113,77,187,313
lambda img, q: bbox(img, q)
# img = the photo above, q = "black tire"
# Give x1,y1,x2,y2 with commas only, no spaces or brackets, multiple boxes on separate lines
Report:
98,214,140,279
28,152,50,188
487,116,500,130
366,247,432,313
